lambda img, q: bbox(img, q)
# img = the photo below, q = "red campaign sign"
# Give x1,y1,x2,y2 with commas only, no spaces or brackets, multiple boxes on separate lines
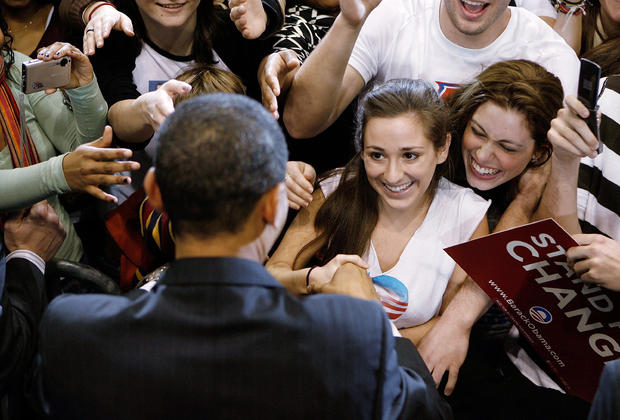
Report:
445,219,620,402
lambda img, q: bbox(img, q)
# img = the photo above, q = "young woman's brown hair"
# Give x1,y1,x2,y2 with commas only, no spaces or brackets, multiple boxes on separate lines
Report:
295,78,450,266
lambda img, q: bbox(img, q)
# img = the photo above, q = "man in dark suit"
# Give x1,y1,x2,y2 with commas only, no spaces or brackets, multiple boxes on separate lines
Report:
1,202,65,418
37,94,452,420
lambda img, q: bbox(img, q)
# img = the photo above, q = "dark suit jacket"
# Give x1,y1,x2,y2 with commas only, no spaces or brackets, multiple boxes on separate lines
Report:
38,257,451,420
0,255,46,396
588,359,620,420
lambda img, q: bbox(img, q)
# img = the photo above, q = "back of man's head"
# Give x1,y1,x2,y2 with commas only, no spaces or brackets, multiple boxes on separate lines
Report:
153,93,288,237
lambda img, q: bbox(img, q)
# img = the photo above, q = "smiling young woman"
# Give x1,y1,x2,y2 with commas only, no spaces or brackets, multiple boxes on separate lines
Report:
267,79,490,345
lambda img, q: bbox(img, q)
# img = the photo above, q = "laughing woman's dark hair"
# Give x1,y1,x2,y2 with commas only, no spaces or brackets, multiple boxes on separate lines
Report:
294,78,450,267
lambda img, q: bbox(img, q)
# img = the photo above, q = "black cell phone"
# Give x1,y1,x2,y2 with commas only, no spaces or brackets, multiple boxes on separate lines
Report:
577,58,602,153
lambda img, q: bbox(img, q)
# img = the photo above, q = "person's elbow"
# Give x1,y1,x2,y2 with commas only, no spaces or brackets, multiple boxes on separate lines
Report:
283,105,317,139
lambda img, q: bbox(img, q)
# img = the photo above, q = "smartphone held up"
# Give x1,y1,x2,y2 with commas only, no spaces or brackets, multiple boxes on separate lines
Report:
21,57,71,94
577,58,603,154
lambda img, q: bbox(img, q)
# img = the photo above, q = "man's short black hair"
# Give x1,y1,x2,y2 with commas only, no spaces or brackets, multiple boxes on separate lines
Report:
154,93,288,237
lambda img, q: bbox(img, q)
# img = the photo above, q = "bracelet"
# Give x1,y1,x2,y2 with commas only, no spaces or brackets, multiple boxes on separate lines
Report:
88,2,116,22
305,266,318,288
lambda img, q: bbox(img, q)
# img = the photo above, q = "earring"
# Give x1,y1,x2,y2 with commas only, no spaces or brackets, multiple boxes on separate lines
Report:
530,156,539,163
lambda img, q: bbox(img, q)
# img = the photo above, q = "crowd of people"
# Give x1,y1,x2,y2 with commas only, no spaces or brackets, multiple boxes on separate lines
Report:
0,0,618,418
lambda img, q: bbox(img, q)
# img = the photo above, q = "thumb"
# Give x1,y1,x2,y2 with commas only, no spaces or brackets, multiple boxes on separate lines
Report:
161,79,192,98
120,15,135,36
89,125,114,148
302,163,316,182
285,54,300,71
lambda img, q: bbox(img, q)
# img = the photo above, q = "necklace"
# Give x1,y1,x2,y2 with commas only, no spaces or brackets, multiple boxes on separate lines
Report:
7,6,49,36
11,19,34,35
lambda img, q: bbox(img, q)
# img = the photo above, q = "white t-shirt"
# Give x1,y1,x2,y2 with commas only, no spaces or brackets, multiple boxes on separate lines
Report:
321,176,490,328
515,0,557,19
133,41,230,95
348,0,578,97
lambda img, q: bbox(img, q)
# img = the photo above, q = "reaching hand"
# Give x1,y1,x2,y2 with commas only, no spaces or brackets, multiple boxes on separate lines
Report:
36,42,94,91
567,234,620,291
285,161,316,209
83,3,134,55
547,95,600,161
3,201,66,261
62,126,140,203
135,80,192,132
318,262,379,300
339,0,382,27
258,50,300,119
229,0,267,39
418,318,471,396
307,254,369,293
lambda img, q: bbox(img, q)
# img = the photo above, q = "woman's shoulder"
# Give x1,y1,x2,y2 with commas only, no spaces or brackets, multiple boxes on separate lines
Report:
433,178,491,219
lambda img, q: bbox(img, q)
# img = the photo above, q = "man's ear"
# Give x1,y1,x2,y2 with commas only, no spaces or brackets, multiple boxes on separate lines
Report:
437,133,451,164
144,167,165,212
261,183,285,226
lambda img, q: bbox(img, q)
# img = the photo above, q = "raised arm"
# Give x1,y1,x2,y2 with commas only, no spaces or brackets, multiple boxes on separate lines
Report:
535,95,598,233
107,80,191,143
282,0,379,138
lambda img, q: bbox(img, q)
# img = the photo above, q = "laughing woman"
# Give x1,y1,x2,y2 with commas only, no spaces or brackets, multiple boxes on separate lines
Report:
447,59,564,232
267,78,490,345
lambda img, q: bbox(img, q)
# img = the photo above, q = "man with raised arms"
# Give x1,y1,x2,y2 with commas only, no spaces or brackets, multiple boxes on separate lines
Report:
282,0,579,139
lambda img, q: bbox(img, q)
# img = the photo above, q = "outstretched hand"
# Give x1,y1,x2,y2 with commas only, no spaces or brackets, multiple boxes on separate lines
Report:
62,126,140,203
229,0,268,39
3,201,66,261
259,50,300,120
418,319,470,396
83,3,134,55
136,79,192,132
318,262,379,300
285,161,316,209
307,254,369,293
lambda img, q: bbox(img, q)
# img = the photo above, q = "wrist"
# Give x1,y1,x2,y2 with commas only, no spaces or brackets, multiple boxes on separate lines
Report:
84,1,116,24
551,153,581,174
305,265,318,291
83,1,104,24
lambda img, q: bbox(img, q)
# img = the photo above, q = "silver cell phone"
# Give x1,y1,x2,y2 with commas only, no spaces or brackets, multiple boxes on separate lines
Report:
21,57,71,94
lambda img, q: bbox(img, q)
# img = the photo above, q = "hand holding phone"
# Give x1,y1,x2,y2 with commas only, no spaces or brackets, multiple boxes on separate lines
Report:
577,58,602,153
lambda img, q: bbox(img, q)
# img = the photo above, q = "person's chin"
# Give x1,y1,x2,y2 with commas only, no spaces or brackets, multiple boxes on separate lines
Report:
466,170,502,191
